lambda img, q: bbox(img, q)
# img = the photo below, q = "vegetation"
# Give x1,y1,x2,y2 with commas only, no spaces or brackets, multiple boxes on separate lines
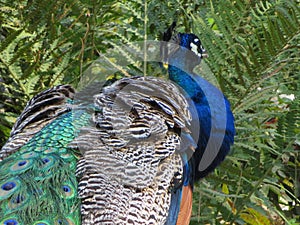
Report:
0,0,299,224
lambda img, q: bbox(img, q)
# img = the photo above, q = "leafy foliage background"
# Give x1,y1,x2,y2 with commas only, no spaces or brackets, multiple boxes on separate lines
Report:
0,0,299,224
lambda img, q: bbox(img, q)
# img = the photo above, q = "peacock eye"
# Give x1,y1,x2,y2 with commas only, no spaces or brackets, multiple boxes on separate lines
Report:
42,158,50,164
3,219,19,225
11,194,25,204
62,185,71,193
1,181,16,191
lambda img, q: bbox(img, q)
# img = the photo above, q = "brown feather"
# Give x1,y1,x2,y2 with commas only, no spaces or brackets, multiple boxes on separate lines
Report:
176,185,193,225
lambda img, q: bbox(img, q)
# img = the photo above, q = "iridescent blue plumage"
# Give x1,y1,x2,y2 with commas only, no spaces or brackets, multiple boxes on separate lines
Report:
163,26,235,180
162,26,235,225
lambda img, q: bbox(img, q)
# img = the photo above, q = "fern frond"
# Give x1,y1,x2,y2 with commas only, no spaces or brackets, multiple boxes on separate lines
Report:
191,0,300,223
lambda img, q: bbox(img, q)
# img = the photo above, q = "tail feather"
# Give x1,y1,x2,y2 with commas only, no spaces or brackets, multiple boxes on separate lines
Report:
0,85,75,161
0,85,87,224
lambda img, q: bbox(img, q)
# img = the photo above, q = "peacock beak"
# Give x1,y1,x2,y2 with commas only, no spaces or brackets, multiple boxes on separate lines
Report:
200,46,208,58
201,52,209,58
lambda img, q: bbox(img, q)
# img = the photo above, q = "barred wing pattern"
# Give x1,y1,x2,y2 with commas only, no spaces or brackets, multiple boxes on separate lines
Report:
73,77,194,224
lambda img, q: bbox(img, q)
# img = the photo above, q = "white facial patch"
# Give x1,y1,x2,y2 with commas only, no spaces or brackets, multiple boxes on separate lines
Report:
194,38,199,43
200,45,206,52
190,42,201,57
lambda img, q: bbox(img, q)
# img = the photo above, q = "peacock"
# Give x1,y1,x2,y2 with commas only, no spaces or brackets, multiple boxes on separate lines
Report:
161,23,235,224
0,25,235,225
161,22,235,180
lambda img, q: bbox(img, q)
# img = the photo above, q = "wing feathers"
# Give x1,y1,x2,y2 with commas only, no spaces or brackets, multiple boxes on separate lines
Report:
75,77,192,224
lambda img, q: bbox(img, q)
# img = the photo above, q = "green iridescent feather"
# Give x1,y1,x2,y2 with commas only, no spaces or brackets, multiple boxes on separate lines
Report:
0,85,91,225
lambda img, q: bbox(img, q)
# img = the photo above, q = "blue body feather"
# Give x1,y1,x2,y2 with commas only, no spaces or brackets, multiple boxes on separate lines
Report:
164,31,235,223
167,33,235,180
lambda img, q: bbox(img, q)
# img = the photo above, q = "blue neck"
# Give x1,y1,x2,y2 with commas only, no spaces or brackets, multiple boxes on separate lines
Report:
167,47,200,75
167,49,235,180
167,47,202,94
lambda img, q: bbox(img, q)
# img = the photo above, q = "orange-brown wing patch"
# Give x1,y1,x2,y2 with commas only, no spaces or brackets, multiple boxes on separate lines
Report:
176,185,193,225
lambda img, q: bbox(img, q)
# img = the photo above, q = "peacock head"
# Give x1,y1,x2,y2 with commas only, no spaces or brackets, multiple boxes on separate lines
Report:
177,33,208,59
161,22,208,72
